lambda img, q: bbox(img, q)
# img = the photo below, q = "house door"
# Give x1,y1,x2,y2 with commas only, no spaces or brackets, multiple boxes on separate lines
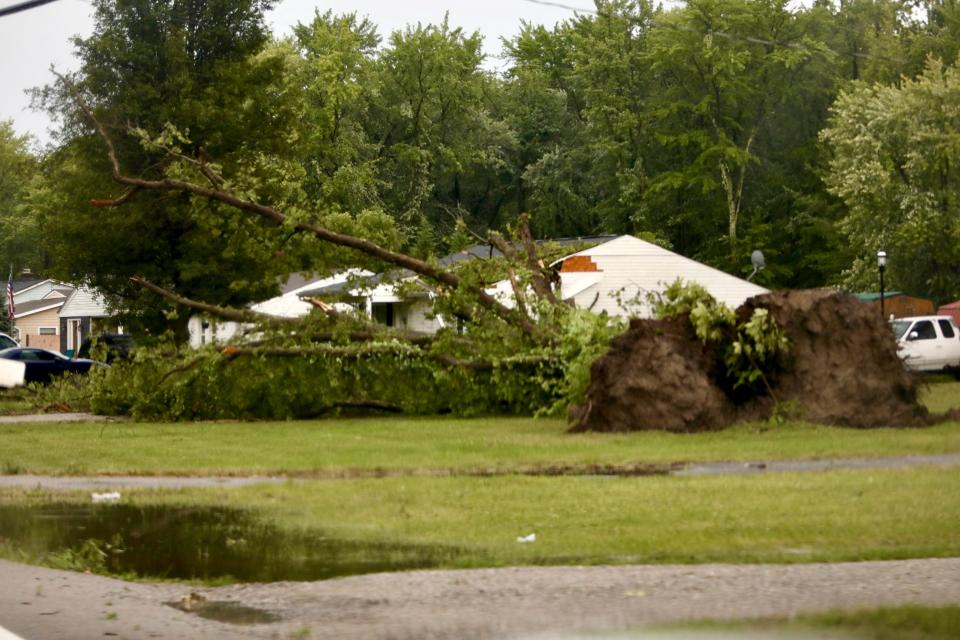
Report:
66,319,82,357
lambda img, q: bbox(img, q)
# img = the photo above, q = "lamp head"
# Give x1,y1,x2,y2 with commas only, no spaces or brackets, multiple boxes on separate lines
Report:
877,250,887,269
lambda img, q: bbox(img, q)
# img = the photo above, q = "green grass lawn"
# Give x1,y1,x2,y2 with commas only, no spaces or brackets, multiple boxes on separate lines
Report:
0,392,34,416
675,605,960,640
4,466,957,569
3,379,959,478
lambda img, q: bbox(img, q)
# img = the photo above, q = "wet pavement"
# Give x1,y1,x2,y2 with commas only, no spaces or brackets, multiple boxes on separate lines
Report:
0,453,958,491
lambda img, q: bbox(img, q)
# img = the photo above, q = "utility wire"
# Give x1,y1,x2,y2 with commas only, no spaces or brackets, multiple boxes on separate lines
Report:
0,0,61,18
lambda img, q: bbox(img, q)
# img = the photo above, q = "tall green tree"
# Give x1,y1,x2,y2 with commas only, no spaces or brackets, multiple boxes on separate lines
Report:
821,57,960,302
503,22,595,237
367,19,515,247
34,0,302,336
291,11,382,214
0,122,39,276
0,122,39,334
644,0,828,256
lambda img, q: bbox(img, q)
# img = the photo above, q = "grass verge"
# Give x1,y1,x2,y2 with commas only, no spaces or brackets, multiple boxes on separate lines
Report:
2,417,960,477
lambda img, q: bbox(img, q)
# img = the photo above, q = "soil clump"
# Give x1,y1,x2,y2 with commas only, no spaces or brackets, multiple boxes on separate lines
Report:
568,316,732,432
571,289,933,432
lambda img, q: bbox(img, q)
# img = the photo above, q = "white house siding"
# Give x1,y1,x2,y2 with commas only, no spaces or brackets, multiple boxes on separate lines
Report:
563,255,768,318
188,316,245,348
186,272,368,348
13,281,69,305
59,287,111,318
555,235,768,319
398,299,444,333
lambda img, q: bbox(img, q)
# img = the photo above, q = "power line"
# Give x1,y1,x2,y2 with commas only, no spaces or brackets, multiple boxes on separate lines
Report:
0,0,61,18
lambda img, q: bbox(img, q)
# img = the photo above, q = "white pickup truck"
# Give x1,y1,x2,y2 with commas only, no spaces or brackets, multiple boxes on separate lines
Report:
891,315,960,372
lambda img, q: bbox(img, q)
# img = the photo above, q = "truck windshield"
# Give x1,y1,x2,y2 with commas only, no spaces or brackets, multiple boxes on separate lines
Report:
891,320,912,340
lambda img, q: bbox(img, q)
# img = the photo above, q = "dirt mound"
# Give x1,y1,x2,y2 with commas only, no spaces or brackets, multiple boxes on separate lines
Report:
738,290,927,427
570,289,930,432
569,316,732,433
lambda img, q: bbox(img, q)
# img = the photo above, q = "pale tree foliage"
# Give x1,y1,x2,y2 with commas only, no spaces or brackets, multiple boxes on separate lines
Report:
0,122,40,280
821,57,960,301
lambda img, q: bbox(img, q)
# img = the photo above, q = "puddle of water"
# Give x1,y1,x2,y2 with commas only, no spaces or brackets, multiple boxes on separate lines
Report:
166,598,280,624
0,503,454,583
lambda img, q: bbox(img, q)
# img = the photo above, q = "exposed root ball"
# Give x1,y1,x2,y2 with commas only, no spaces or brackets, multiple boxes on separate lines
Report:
570,290,930,432
569,317,732,433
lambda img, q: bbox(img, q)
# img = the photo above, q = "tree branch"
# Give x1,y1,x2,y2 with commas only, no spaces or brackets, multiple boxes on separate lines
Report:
489,231,530,319
60,73,545,343
517,213,560,304
130,276,300,329
130,275,437,346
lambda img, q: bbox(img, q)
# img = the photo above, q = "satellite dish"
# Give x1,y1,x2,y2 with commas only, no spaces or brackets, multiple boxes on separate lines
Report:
748,250,765,282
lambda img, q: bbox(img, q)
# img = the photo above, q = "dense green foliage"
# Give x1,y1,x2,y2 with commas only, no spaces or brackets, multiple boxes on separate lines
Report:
0,122,38,335
822,57,960,301
5,0,959,310
77,342,555,420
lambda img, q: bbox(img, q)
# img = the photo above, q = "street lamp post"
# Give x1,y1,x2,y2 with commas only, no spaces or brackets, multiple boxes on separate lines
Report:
877,250,887,319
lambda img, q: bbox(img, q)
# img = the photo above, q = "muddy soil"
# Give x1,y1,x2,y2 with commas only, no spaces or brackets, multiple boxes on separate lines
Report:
572,290,936,432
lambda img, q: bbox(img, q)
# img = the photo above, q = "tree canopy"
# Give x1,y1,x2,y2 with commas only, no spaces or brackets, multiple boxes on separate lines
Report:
11,0,960,339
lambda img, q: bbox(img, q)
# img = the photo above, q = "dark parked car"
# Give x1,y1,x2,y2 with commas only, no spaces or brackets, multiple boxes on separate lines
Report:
77,333,136,364
0,347,102,384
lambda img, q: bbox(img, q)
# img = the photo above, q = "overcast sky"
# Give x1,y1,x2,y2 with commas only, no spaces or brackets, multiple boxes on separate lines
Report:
0,0,594,147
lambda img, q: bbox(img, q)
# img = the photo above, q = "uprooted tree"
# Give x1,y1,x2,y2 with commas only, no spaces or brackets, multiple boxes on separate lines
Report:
43,71,619,420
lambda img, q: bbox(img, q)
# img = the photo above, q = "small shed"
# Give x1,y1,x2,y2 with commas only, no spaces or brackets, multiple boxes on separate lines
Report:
937,300,960,326
855,292,934,318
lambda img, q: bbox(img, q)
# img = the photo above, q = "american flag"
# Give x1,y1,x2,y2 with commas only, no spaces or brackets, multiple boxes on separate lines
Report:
6,270,14,324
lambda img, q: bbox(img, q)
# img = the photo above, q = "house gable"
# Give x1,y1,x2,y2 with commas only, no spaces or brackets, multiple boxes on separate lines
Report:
60,286,112,319
552,235,769,318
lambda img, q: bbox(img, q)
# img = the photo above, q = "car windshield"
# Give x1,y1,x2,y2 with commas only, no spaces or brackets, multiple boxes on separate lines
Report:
0,336,15,349
891,320,913,340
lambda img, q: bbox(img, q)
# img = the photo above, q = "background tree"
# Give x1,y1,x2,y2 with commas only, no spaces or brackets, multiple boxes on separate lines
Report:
33,0,305,337
643,0,828,260
0,122,40,275
821,57,960,303
366,19,517,252
0,121,39,335
291,10,382,215
502,21,595,237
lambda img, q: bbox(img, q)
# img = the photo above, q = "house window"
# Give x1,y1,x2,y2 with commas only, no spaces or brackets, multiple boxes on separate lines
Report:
38,327,58,336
